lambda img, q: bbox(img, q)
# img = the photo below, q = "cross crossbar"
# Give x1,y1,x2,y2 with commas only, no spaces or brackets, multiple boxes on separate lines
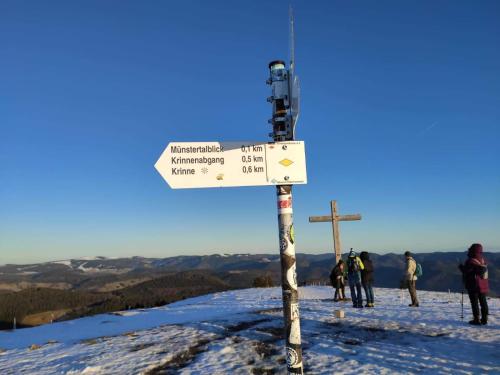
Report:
309,214,362,223
309,200,362,263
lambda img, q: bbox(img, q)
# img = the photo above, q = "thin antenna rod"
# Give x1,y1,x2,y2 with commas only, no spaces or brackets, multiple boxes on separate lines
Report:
289,5,295,74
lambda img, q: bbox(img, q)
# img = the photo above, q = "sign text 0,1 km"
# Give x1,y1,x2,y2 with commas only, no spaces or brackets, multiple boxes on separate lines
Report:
155,141,307,189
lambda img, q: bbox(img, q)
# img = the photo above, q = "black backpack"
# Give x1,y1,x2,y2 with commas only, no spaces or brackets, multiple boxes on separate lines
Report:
348,257,360,273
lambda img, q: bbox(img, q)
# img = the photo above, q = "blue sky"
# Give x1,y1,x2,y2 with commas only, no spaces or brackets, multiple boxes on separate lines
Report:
1,1,499,264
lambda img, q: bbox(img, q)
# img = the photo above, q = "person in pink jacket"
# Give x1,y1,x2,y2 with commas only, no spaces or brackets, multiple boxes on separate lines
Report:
459,243,489,325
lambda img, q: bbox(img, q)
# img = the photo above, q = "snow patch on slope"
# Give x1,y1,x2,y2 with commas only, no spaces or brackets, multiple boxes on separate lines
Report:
0,287,498,374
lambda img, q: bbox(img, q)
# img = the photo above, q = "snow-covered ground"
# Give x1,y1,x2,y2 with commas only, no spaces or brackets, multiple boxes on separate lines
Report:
0,287,498,374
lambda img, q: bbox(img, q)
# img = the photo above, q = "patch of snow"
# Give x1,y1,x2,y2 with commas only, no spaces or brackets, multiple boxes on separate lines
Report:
78,256,105,261
76,262,107,273
0,287,498,374
80,366,102,374
110,311,142,317
77,262,89,272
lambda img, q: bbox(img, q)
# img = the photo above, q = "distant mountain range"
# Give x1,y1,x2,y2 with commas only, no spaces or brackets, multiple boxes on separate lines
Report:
0,252,497,330
1,252,498,296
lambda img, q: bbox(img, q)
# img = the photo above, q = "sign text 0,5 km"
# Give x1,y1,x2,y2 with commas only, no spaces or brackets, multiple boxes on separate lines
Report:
154,141,307,189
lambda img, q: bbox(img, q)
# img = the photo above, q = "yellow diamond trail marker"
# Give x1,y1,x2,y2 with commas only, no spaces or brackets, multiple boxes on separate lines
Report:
279,158,294,167
155,141,307,189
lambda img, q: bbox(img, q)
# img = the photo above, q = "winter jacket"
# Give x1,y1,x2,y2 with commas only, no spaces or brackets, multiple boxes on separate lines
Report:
405,256,417,281
333,265,344,279
330,264,345,286
360,251,374,284
460,243,489,294
330,264,345,289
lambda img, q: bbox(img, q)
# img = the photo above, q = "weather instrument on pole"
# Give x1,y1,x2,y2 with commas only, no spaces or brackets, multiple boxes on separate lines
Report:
267,8,300,142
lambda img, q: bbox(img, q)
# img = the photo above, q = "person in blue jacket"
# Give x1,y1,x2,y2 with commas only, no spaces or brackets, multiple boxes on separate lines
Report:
347,249,365,308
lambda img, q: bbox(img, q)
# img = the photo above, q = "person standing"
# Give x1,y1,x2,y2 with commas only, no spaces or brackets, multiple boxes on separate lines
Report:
330,259,345,301
360,251,375,307
403,251,419,307
459,243,489,325
341,262,347,301
347,249,364,308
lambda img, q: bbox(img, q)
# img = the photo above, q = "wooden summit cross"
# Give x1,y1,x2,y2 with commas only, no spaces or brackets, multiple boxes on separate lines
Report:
309,200,362,263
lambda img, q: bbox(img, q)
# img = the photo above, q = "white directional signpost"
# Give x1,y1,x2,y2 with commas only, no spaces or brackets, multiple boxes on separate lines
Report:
155,8,305,375
155,141,307,189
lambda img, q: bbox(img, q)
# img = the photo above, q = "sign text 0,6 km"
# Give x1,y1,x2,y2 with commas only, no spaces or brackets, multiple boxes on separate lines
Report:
154,141,307,189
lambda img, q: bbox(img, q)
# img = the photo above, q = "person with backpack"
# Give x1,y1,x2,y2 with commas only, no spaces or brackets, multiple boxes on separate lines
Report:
330,259,346,302
347,249,365,308
360,251,374,307
402,251,419,307
459,243,489,325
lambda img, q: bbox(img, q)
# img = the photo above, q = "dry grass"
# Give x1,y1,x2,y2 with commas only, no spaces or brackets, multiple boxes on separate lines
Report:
0,282,71,292
94,277,152,292
21,309,71,326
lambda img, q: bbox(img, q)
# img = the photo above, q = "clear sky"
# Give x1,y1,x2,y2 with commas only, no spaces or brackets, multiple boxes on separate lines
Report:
1,1,499,264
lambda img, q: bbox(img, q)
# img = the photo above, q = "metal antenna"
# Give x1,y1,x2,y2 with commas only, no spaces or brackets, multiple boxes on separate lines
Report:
288,5,300,137
289,5,295,76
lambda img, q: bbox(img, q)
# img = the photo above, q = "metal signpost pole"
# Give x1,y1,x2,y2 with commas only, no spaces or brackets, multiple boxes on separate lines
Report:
276,184,302,374
156,9,307,374
268,58,303,374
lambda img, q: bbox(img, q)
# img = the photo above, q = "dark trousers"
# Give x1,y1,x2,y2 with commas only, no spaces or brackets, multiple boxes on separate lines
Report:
408,280,419,305
333,279,345,300
468,291,488,322
363,281,374,304
349,280,363,307
334,287,344,300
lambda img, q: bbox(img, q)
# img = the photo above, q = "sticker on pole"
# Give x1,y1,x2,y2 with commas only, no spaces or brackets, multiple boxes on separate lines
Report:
154,141,307,189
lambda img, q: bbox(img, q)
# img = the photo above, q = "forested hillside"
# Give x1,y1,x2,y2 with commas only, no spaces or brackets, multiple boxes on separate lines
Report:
0,252,497,329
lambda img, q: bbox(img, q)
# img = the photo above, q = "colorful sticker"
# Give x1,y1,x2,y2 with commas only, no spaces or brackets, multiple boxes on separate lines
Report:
278,196,292,209
278,195,293,214
289,225,295,244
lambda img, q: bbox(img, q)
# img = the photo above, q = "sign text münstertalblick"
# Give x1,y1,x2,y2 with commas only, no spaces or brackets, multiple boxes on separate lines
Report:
155,141,307,189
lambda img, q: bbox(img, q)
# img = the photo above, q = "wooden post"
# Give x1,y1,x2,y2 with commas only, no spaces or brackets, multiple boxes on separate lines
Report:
309,200,362,264
331,201,341,264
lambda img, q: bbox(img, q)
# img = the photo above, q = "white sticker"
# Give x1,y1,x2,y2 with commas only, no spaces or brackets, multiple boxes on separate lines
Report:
286,347,299,367
286,267,298,290
291,303,300,320
289,319,302,344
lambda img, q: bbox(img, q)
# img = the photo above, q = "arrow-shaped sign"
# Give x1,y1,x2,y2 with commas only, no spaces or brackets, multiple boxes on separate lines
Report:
155,141,307,189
